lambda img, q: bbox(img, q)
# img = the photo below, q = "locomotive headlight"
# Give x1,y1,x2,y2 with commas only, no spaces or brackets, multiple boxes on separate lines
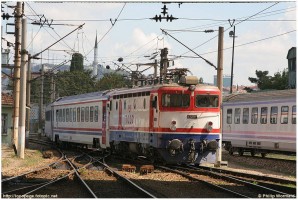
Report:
170,120,177,131
207,121,213,132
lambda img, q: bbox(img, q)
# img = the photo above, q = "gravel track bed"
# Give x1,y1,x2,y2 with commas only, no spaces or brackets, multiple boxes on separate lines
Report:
80,170,146,198
222,151,296,180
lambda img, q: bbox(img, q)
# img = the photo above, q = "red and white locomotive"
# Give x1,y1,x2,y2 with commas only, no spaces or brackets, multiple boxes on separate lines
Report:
45,76,221,164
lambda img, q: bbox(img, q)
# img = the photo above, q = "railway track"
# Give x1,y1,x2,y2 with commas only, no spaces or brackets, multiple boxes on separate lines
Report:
167,165,296,198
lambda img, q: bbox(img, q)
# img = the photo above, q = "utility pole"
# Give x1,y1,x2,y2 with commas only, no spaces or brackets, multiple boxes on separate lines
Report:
51,73,55,102
26,54,31,148
39,64,44,138
216,26,224,165
12,2,22,153
18,18,27,159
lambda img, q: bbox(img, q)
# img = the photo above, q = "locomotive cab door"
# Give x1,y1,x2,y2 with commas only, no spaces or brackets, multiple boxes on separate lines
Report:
150,94,159,131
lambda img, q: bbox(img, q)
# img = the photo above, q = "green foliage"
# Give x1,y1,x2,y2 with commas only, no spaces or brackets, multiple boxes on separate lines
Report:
95,72,131,91
55,70,97,97
248,69,288,91
70,53,84,71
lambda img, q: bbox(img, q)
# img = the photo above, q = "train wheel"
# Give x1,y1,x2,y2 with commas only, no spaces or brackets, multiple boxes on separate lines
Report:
238,149,244,156
261,153,267,158
228,147,234,155
250,150,256,157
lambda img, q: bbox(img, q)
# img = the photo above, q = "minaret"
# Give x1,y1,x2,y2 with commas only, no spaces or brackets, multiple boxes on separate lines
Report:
92,32,98,77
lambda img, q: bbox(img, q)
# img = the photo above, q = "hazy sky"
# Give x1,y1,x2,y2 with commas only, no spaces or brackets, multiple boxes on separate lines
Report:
1,1,296,85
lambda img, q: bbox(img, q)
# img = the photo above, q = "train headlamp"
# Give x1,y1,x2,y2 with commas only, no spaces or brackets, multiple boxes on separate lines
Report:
170,120,177,131
207,121,213,132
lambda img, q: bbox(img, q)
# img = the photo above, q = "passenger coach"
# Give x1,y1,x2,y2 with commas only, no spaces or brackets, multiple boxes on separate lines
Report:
222,89,296,157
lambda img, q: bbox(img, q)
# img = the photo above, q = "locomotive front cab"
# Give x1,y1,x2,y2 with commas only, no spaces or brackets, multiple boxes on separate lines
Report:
153,78,221,164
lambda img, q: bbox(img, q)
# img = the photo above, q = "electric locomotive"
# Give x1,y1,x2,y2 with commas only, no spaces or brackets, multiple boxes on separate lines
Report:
45,76,221,164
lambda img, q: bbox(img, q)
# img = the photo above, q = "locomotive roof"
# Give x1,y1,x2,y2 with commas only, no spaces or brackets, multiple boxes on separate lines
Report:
223,89,296,103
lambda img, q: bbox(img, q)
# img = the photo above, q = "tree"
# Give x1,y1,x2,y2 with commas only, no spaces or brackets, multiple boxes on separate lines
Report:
55,70,97,97
248,69,288,91
70,53,84,71
95,73,131,91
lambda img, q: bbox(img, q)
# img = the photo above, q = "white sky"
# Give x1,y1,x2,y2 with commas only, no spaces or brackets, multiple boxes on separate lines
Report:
1,1,296,85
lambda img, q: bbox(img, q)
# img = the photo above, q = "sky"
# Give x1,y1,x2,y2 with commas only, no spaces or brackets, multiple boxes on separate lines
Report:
1,1,296,86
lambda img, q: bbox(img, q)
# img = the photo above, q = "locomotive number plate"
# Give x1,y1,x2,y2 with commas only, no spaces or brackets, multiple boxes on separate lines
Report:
187,115,197,119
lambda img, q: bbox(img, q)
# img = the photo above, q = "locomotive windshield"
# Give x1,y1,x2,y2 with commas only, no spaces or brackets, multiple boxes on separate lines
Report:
162,93,190,107
196,95,219,108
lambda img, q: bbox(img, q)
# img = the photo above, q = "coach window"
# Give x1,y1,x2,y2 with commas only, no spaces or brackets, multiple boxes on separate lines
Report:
261,107,268,124
116,101,118,110
90,106,94,122
292,106,296,124
227,109,232,124
162,94,190,107
66,108,69,122
95,106,99,122
77,107,80,122
69,108,72,122
110,101,112,111
63,109,65,122
234,108,241,124
73,108,76,122
242,108,249,124
251,107,258,124
56,110,59,122
124,100,127,110
270,106,278,124
85,107,89,122
280,106,289,124
81,107,85,122
59,109,62,122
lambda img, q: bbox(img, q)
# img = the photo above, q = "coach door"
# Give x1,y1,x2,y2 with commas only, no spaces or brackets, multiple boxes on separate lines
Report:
51,106,55,141
102,101,107,146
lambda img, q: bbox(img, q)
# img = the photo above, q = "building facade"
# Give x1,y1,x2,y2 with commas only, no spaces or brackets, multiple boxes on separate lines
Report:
1,92,13,146
287,47,296,89
214,74,232,88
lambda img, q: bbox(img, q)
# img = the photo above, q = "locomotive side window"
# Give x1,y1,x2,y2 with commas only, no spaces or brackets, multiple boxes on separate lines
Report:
73,108,76,122
270,106,278,124
292,106,296,124
85,107,89,122
77,107,80,122
234,108,241,124
162,94,190,107
116,101,118,110
143,98,146,109
280,106,289,124
124,100,127,110
227,109,232,124
242,108,249,124
94,106,99,122
81,107,85,122
261,107,268,124
196,95,218,108
251,107,258,124
90,106,94,122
